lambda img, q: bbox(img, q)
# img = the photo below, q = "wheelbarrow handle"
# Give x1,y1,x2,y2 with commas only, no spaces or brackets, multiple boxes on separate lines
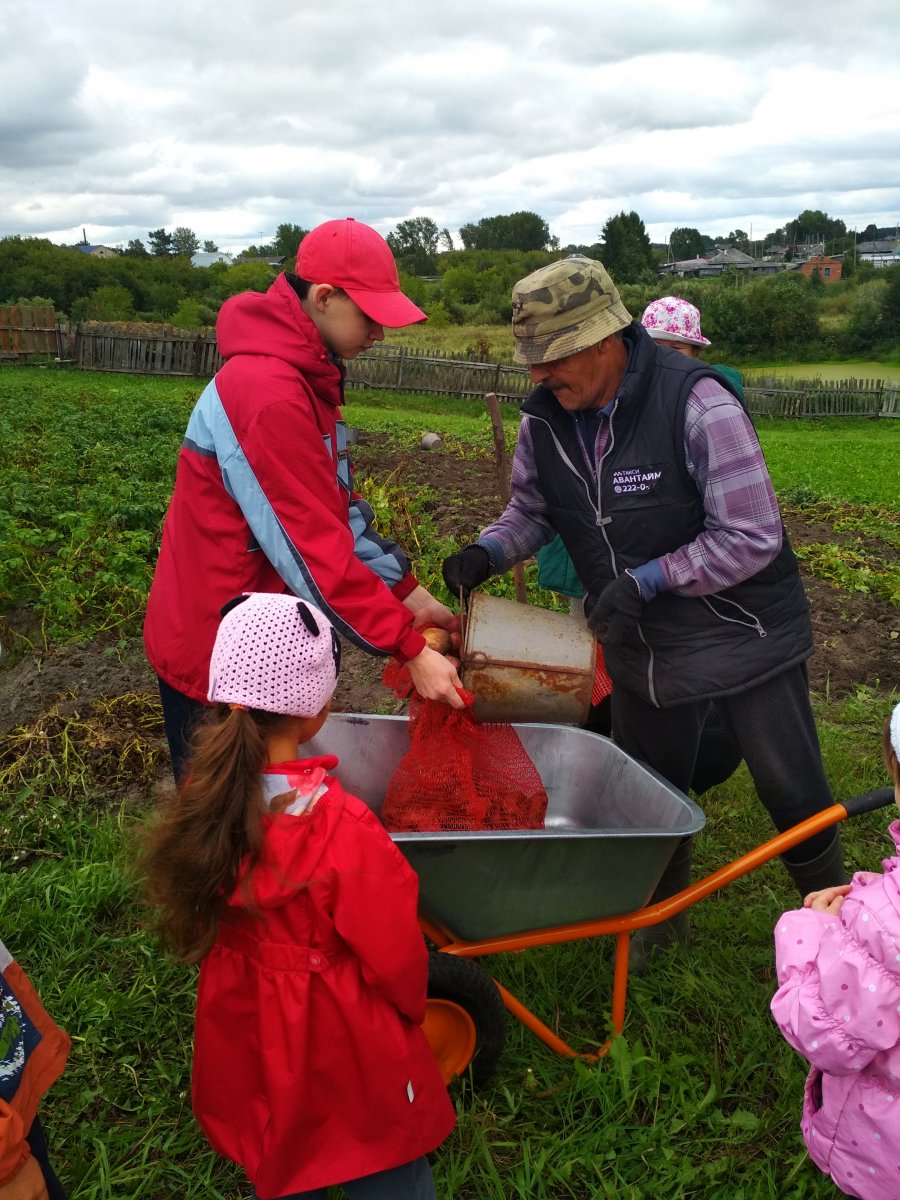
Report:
841,787,896,819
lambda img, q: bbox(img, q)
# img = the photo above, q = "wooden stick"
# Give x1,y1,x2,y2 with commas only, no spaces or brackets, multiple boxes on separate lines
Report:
484,392,527,604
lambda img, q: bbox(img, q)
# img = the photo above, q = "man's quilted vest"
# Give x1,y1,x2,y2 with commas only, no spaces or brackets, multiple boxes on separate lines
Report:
522,323,812,706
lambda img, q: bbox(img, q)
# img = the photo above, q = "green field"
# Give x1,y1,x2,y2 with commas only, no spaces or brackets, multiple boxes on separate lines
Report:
751,361,900,384
1,366,898,1199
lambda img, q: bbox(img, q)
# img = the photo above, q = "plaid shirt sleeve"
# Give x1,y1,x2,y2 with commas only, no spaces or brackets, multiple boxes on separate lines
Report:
477,417,557,572
658,377,783,595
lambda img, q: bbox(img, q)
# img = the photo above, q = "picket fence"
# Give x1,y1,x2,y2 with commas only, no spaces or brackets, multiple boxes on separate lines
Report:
3,311,899,418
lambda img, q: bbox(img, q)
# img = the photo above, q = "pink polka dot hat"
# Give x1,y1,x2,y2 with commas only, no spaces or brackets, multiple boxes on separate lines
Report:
641,296,711,346
208,592,340,718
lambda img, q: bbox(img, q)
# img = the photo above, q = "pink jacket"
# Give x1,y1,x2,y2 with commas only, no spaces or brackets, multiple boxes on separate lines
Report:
771,820,900,1200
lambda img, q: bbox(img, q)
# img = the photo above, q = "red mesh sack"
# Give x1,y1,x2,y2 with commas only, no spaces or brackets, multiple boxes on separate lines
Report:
591,643,613,707
379,657,548,833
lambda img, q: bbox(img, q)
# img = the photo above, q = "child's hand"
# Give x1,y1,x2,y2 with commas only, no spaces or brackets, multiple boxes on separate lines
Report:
804,885,851,915
0,1154,49,1200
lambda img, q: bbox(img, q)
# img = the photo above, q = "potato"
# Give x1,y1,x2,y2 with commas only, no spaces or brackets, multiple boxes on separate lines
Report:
421,626,452,655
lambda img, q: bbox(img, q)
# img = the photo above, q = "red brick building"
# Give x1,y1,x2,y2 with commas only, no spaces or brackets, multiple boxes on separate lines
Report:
797,254,843,282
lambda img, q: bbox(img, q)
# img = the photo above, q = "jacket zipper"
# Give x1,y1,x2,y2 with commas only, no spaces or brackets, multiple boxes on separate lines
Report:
700,594,767,637
594,403,659,705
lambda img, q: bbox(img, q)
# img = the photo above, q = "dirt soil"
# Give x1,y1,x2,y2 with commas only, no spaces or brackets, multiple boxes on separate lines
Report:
0,432,897,746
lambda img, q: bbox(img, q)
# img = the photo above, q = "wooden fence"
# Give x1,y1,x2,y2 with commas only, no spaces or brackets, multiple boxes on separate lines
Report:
742,373,900,418
346,345,532,401
3,311,898,417
0,305,60,359
61,321,222,376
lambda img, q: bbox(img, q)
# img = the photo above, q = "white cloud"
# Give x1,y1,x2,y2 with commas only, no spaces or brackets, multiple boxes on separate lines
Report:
1,0,897,252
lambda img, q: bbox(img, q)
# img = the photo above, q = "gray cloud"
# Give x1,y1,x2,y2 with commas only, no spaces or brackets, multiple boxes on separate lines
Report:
1,0,897,250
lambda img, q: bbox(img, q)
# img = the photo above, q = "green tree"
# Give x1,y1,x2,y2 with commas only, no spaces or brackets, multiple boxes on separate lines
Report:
441,265,480,306
225,261,274,293
202,239,219,253
882,263,900,324
844,279,887,352
599,211,655,283
171,227,200,257
124,238,149,257
273,223,309,261
143,282,183,319
669,227,706,261
745,272,819,347
785,210,846,247
458,212,551,252
71,284,136,322
148,228,174,257
171,297,207,328
438,228,454,252
387,217,440,259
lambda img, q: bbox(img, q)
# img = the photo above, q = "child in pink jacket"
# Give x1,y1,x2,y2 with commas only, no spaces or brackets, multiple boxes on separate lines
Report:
771,702,900,1199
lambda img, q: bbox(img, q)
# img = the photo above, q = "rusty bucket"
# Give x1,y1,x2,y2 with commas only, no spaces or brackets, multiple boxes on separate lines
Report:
460,593,597,725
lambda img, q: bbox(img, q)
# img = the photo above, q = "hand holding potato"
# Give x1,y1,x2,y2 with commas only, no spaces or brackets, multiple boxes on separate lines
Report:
421,626,452,655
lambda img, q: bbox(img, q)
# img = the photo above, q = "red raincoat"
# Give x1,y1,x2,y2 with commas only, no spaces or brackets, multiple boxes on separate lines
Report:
191,758,455,1198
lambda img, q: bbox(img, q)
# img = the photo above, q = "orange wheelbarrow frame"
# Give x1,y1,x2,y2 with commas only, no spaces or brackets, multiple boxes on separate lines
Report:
422,792,892,1069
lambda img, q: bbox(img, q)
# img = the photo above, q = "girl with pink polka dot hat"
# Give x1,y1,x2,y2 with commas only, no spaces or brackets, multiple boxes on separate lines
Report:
771,702,900,1199
139,592,454,1200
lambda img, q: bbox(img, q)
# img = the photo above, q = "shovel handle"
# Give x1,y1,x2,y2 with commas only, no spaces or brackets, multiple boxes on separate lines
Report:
841,787,895,819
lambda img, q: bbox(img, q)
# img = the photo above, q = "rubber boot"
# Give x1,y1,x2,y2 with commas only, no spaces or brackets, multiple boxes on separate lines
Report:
782,830,849,900
629,838,693,976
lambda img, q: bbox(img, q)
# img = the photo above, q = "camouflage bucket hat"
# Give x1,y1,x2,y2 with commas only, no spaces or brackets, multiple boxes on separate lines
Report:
511,256,633,365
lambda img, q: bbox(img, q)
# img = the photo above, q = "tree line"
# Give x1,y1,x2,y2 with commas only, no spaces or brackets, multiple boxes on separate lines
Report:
3,205,897,363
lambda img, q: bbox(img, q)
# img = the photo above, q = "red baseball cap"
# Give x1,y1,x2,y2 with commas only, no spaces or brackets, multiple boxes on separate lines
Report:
296,218,427,328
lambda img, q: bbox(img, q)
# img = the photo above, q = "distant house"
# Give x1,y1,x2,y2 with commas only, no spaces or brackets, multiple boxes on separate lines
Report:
856,239,900,268
191,250,234,268
233,254,286,269
658,255,715,277
797,254,843,282
75,244,119,259
704,247,756,268
658,246,777,278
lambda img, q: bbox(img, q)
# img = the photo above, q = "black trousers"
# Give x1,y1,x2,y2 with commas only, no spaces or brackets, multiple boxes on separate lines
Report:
27,1115,67,1200
611,663,835,863
157,676,207,785
584,697,742,796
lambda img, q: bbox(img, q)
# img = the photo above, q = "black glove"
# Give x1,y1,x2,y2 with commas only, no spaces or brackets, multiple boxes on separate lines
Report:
587,571,645,643
442,545,492,598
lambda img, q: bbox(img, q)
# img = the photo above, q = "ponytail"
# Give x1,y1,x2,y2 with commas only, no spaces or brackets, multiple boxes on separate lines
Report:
138,706,284,963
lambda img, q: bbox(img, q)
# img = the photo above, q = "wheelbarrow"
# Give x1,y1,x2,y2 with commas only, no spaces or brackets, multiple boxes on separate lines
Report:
307,712,894,1084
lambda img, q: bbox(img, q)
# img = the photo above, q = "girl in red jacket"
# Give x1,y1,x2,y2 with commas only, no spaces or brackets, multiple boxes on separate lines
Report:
139,592,455,1200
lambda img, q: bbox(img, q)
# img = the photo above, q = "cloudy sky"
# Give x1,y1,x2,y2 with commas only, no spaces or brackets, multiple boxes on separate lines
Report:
2,0,898,255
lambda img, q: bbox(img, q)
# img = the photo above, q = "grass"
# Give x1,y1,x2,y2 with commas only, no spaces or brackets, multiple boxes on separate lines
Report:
385,322,517,361
753,418,900,508
4,688,894,1198
0,365,898,1197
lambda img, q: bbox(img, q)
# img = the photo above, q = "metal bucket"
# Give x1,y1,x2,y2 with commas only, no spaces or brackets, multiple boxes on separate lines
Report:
461,592,596,725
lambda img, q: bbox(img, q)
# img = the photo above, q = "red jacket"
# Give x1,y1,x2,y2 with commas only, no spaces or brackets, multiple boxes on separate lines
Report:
0,939,70,1187
144,274,425,702
191,759,455,1197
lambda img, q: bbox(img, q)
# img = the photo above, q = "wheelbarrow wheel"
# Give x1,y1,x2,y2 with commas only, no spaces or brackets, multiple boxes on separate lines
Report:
424,951,507,1087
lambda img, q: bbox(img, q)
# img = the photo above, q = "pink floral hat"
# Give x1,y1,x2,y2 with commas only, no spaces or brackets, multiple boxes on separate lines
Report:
641,296,711,346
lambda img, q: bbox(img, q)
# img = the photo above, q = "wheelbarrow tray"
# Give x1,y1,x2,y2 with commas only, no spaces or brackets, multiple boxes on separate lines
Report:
307,713,705,942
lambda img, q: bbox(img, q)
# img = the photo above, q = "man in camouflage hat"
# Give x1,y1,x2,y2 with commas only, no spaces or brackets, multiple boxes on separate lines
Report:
442,254,843,968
